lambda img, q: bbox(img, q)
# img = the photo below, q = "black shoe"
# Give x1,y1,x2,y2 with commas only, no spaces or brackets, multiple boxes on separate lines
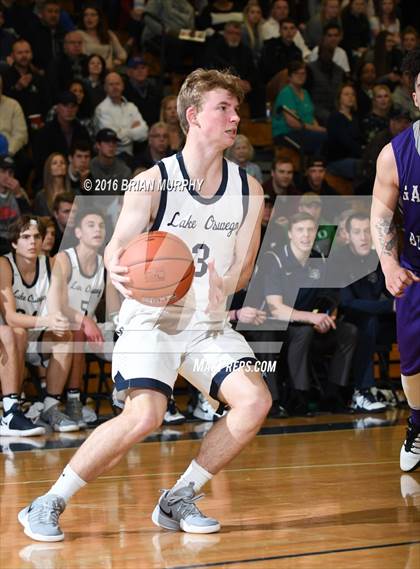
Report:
268,402,289,419
0,404,46,437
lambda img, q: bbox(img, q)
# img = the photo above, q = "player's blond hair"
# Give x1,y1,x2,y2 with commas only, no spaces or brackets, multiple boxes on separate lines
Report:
177,68,244,135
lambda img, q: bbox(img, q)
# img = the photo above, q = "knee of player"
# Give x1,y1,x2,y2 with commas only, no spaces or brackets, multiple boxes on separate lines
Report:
13,327,28,345
233,383,272,420
123,406,164,437
0,324,18,347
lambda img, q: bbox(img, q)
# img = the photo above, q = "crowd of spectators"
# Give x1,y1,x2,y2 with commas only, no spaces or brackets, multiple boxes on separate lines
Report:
0,0,417,435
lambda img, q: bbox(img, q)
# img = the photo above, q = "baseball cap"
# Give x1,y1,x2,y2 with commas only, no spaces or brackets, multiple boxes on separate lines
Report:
300,192,322,205
0,155,16,171
57,91,78,106
307,157,326,169
389,106,411,121
127,56,148,68
95,128,120,143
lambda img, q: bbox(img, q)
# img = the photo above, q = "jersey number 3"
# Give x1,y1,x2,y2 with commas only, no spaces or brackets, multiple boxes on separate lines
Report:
192,243,210,277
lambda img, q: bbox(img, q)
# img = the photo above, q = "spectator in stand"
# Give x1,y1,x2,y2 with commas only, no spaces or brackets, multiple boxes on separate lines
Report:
50,192,76,256
78,4,127,70
23,0,65,72
272,60,327,155
197,0,243,34
355,60,376,119
47,31,88,101
308,22,350,74
392,69,420,121
0,155,31,255
203,21,265,118
241,0,265,67
94,72,148,161
356,107,411,194
133,122,172,170
0,75,28,158
90,128,131,192
68,140,92,195
263,156,300,200
82,53,106,109
307,41,345,126
0,5,17,69
261,0,310,60
68,80,94,136
305,0,341,49
372,30,402,88
298,192,336,256
123,56,162,127
301,157,337,195
400,26,418,57
160,95,185,152
225,134,263,182
40,216,56,256
33,152,70,216
2,39,51,128
34,91,91,178
341,0,370,67
326,83,363,180
339,212,393,413
142,0,196,73
362,83,392,145
261,18,303,83
369,0,400,44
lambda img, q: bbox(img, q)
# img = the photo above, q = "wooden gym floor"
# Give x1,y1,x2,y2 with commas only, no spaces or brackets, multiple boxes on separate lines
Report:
1,409,419,569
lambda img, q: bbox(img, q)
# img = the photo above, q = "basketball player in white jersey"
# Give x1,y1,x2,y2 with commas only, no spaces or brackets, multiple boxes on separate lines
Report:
50,209,106,427
0,216,78,433
19,69,272,542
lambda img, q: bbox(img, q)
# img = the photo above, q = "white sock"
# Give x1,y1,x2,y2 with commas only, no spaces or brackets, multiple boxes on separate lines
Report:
43,396,60,412
172,459,213,494
46,464,87,503
3,394,19,413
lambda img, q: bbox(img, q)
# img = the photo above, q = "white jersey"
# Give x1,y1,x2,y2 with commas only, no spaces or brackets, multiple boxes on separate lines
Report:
148,153,250,312
64,247,105,317
4,253,50,317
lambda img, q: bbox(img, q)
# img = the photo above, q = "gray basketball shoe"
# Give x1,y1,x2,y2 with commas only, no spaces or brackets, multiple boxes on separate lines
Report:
151,482,220,534
65,398,87,428
18,495,66,542
41,404,79,432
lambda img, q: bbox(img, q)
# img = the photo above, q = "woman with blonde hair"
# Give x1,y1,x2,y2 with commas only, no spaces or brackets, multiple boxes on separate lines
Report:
33,153,70,216
160,95,185,152
241,1,265,66
305,0,342,48
225,134,263,182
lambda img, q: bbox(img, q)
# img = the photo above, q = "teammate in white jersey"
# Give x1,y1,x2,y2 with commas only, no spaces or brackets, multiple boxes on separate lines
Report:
0,216,78,433
50,209,106,426
18,69,271,542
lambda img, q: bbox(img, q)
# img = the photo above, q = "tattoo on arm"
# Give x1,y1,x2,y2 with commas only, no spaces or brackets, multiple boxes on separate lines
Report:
375,217,398,258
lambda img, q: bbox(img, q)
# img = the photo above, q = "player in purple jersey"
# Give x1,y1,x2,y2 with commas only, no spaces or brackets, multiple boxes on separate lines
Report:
371,48,420,473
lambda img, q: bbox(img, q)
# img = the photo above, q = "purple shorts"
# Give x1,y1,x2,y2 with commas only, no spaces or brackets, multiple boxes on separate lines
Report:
395,279,420,375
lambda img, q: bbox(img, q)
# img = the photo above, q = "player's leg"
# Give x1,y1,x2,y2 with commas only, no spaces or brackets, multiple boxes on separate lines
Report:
39,331,78,432
0,326,45,436
64,329,87,428
400,373,420,472
18,388,167,541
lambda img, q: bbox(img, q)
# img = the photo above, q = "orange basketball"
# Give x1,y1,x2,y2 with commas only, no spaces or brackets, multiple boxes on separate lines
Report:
119,231,195,307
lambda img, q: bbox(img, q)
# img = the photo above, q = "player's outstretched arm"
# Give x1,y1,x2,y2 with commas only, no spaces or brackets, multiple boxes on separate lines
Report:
104,165,161,297
371,143,420,296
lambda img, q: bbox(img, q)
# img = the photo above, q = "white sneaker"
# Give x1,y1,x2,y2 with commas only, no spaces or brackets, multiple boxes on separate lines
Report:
400,418,420,472
163,398,186,425
351,389,387,413
370,387,398,408
193,394,226,422
81,405,97,424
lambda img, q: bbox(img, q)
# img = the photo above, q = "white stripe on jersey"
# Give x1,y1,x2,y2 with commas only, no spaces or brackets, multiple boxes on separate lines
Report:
150,153,249,311
4,253,50,317
65,248,105,317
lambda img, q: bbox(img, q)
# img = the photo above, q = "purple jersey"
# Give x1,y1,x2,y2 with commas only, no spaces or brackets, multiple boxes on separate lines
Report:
392,120,420,272
392,120,420,375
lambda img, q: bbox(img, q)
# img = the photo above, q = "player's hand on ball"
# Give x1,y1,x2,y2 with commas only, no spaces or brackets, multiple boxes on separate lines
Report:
206,260,225,313
385,266,420,297
109,247,133,298
82,316,104,344
237,307,267,325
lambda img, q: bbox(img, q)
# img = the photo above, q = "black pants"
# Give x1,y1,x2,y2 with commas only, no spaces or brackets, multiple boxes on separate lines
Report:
286,321,358,391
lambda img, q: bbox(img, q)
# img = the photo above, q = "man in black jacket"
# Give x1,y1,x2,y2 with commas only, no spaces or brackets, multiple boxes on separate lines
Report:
47,31,87,101
123,57,162,127
261,18,302,83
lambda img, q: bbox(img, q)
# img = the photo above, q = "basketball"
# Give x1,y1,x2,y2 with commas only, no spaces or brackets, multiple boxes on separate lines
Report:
119,231,195,306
